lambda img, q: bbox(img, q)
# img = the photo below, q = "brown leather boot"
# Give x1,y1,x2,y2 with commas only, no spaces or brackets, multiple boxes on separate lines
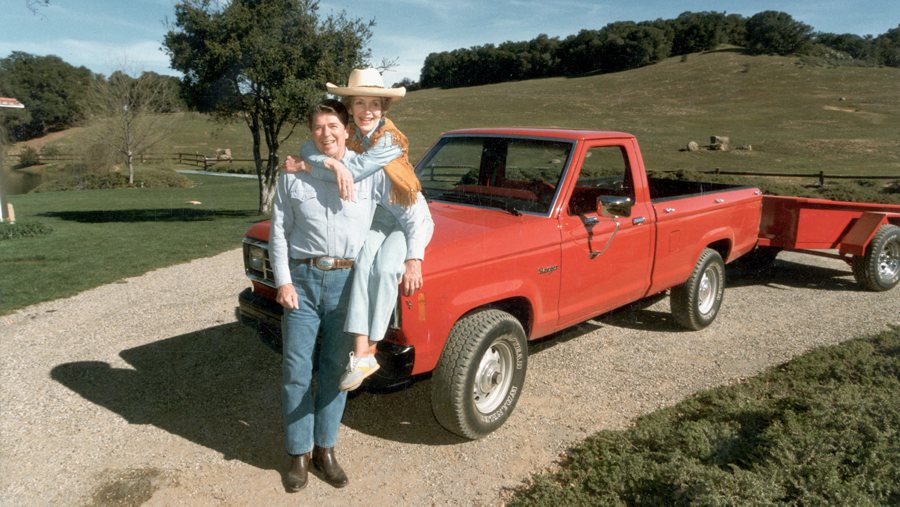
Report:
312,446,349,488
285,452,311,492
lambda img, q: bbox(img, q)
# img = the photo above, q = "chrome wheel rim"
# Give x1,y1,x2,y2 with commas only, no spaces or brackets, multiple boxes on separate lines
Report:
697,266,719,315
878,238,900,281
473,339,514,414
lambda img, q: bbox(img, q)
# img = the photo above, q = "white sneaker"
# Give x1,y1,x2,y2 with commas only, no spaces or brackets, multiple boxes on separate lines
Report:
339,352,380,391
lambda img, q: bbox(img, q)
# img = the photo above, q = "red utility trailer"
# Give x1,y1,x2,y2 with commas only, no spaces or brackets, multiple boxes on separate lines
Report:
756,195,900,291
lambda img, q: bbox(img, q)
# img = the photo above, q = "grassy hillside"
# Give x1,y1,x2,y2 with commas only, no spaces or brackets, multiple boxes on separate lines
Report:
17,49,900,176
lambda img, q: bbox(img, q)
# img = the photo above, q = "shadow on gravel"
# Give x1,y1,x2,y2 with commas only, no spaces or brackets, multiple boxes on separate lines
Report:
726,258,858,291
342,380,469,446
50,322,285,471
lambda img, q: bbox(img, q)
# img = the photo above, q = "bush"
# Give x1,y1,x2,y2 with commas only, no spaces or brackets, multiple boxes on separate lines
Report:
0,221,52,240
16,146,41,168
511,329,900,505
31,166,193,192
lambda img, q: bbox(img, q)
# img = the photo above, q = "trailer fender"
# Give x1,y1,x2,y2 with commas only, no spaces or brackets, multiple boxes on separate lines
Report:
838,212,898,257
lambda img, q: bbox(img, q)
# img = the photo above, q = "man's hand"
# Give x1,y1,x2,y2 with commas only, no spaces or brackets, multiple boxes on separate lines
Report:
276,283,299,310
283,156,309,174
401,259,423,296
324,158,356,201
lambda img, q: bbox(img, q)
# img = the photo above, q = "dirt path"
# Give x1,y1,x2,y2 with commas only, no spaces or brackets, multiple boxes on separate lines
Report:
1,249,898,506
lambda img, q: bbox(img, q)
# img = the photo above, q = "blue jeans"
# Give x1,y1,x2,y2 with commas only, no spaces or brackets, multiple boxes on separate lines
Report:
281,260,352,455
344,206,407,341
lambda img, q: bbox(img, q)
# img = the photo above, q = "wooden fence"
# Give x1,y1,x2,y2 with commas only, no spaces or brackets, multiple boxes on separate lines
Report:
5,151,900,185
5,151,256,171
657,168,900,187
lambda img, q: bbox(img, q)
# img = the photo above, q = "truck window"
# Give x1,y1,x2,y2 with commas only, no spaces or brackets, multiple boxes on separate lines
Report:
569,146,634,215
418,136,573,215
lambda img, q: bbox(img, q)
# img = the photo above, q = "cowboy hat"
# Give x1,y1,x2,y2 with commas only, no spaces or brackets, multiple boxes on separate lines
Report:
326,68,406,99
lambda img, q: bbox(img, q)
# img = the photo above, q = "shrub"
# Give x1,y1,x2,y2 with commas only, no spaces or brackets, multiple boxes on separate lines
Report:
0,221,53,240
39,144,62,157
511,329,900,505
31,166,193,192
16,146,41,168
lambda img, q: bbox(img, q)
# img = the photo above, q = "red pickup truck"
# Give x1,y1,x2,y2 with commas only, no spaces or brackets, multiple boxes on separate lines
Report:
238,128,900,439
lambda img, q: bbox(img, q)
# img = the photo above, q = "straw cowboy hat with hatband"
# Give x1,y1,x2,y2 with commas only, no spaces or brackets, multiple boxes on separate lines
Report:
326,68,406,99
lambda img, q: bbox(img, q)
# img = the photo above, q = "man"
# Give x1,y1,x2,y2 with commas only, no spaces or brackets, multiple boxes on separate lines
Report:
269,99,431,492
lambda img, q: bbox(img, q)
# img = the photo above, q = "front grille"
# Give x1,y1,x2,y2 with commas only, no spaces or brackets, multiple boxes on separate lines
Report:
242,236,402,331
243,238,275,287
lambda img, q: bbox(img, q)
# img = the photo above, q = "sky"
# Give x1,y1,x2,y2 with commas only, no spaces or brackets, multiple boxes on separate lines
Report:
1,0,898,86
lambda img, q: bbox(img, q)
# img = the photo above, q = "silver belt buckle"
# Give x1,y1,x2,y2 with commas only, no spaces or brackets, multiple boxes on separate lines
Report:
314,256,335,270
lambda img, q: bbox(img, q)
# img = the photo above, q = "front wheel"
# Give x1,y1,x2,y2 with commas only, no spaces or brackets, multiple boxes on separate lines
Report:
431,309,527,439
670,248,726,330
852,224,900,291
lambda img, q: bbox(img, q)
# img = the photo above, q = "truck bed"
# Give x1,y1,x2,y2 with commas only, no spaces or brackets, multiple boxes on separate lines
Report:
648,177,756,202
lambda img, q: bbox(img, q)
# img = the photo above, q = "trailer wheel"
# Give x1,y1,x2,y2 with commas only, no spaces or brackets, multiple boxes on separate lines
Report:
852,224,900,291
671,248,725,330
432,309,527,439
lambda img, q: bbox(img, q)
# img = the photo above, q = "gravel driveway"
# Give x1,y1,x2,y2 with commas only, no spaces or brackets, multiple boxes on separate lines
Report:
1,248,898,506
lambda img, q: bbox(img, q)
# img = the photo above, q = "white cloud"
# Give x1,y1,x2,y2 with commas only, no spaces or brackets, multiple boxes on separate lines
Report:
0,38,177,77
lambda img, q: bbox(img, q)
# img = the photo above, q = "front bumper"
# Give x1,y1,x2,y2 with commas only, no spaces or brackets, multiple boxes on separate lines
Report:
237,287,415,389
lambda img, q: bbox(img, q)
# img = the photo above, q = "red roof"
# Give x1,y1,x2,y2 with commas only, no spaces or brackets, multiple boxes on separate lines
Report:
0,97,25,109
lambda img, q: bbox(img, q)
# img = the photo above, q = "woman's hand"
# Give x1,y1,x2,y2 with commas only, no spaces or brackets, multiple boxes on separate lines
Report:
324,158,356,201
401,259,423,296
276,283,299,310
283,156,309,174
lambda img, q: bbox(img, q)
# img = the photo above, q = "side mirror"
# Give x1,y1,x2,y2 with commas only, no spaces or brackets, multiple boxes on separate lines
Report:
597,195,632,217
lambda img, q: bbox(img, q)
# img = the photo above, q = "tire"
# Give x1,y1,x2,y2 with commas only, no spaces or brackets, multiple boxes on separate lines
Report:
431,309,527,439
851,224,900,291
670,248,726,330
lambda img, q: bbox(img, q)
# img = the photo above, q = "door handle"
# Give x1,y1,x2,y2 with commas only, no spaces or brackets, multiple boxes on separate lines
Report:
633,216,646,225
664,207,676,213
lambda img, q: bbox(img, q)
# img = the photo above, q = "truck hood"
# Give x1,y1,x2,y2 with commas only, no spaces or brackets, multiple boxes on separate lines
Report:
245,202,549,275
422,202,550,275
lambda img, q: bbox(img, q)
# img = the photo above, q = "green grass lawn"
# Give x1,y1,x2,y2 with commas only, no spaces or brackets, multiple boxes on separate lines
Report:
0,172,261,315
510,326,900,505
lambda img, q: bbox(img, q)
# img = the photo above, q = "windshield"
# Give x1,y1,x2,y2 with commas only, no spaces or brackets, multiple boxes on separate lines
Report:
416,136,573,215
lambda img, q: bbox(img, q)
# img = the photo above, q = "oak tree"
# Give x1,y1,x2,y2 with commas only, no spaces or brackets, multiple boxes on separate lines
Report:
164,0,373,214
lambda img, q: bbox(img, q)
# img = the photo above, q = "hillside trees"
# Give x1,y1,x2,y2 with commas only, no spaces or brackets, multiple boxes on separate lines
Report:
0,52,91,141
164,0,373,214
745,11,813,55
875,25,900,67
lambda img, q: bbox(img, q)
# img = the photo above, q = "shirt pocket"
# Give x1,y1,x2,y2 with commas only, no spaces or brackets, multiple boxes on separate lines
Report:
290,182,319,214
341,186,371,219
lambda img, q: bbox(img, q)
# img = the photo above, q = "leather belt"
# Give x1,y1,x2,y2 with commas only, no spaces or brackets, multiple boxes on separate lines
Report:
305,256,354,270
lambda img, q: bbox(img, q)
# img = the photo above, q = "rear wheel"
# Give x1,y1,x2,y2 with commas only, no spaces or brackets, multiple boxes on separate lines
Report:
671,248,725,330
431,309,527,439
852,224,900,291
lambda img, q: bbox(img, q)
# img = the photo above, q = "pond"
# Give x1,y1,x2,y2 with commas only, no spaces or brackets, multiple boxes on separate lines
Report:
1,164,45,195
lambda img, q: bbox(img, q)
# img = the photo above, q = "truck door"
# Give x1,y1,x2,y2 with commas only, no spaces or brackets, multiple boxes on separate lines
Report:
557,143,654,327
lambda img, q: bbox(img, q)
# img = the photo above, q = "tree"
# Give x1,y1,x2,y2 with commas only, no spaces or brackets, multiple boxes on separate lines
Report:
164,0,373,214
85,71,180,184
874,25,900,67
0,52,91,140
745,11,813,56
671,11,729,55
816,33,875,61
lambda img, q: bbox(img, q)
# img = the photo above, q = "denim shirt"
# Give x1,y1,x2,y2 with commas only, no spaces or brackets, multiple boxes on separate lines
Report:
299,120,433,262
270,148,430,288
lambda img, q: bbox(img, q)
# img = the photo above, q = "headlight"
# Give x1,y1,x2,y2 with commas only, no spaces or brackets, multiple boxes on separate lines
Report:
248,245,266,271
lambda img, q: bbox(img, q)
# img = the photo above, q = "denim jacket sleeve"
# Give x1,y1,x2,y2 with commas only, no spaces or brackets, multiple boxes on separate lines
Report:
300,134,402,183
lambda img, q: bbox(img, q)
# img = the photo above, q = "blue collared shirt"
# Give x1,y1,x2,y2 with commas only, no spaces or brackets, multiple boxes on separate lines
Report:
270,148,431,288
299,120,433,261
